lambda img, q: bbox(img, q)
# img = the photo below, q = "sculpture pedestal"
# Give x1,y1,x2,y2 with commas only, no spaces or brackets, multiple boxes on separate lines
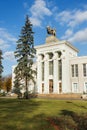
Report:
46,35,59,44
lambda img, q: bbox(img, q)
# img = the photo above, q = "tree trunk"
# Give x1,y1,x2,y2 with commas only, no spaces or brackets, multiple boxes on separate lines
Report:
25,76,29,99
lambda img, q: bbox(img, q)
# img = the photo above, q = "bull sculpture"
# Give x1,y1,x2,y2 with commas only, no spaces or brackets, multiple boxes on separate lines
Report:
46,26,56,36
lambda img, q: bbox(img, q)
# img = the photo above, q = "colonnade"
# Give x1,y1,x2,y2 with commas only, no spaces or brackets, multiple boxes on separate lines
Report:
37,51,63,94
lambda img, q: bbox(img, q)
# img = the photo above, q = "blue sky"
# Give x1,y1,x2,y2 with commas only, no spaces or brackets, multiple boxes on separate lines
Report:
0,0,87,76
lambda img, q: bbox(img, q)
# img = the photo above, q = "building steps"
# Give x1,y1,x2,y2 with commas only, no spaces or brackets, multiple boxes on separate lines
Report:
37,93,81,99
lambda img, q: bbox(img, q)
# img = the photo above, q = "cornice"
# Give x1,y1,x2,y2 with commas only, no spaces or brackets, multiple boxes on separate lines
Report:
35,40,79,53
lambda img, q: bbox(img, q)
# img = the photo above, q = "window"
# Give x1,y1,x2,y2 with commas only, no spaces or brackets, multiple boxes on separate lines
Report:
58,52,61,58
83,64,87,77
84,82,87,93
73,83,78,93
71,64,78,77
49,61,53,75
42,62,44,81
42,83,44,93
75,64,78,77
49,53,53,59
71,65,74,77
58,60,62,80
49,80,53,93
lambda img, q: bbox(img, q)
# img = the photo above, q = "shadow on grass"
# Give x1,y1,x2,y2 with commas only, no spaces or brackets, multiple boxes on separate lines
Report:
66,100,87,109
0,98,40,113
0,98,43,130
24,113,55,130
0,99,87,130
0,98,56,130
59,109,87,130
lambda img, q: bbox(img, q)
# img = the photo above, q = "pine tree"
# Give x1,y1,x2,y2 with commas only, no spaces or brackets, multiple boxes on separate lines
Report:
14,15,36,99
13,67,22,98
0,50,3,90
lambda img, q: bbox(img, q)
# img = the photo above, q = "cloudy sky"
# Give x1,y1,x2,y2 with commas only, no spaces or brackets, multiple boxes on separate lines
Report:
0,0,87,76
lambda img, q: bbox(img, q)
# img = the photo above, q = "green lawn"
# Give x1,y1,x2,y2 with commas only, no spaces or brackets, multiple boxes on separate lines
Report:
0,98,87,130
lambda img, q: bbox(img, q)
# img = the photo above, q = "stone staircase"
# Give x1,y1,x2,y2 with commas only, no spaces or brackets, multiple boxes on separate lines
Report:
37,93,82,99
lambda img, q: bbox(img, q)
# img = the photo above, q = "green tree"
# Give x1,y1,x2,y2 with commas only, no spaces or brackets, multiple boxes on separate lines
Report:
1,75,12,92
0,50,3,90
13,67,22,98
5,75,12,92
14,15,36,99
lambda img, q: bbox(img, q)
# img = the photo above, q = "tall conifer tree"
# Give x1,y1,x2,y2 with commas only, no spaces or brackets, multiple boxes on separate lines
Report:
14,15,36,99
0,50,3,90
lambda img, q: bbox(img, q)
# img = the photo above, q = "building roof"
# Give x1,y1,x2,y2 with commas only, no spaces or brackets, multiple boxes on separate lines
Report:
35,36,79,53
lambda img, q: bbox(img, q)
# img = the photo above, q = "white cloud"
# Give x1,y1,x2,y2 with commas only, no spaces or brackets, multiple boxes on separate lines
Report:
52,6,58,13
0,44,10,50
62,28,87,44
61,29,73,39
68,28,87,43
3,51,15,61
56,10,72,24
0,28,17,50
69,10,87,27
0,39,5,45
30,0,52,27
56,9,87,27
30,17,41,27
0,28,17,42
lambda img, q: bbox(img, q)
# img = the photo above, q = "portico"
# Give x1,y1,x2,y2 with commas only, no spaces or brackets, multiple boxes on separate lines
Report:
37,51,62,94
35,34,79,94
36,35,66,94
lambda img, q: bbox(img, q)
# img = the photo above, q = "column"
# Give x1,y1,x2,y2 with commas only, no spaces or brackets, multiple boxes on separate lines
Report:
44,54,49,94
37,55,42,94
53,52,58,94
62,54,68,93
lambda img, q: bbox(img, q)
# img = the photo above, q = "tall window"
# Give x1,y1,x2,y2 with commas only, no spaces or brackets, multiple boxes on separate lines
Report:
83,64,87,77
49,61,53,75
73,83,78,93
84,82,87,93
49,80,53,93
71,65,74,77
75,64,78,77
59,60,62,80
42,62,44,81
71,64,78,77
42,83,44,93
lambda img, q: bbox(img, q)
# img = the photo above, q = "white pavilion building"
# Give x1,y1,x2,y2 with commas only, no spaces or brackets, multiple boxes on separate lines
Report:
12,35,87,94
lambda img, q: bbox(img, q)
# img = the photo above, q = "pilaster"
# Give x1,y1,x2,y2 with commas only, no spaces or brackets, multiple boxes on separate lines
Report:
44,54,49,94
62,54,70,93
37,55,42,94
53,52,58,93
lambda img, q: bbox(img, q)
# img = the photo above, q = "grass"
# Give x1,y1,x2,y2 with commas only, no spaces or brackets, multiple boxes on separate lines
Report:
0,98,87,130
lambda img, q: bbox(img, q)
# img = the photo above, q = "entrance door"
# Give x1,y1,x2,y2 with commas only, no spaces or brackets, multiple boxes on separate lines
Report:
42,83,44,93
59,82,62,93
49,80,53,93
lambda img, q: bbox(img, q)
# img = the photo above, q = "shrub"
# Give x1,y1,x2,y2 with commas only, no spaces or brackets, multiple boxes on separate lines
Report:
48,113,87,130
0,91,6,96
51,116,77,130
72,113,87,130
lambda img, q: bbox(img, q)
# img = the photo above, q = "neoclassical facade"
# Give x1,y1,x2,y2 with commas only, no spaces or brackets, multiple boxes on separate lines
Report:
35,35,87,94
12,35,87,94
